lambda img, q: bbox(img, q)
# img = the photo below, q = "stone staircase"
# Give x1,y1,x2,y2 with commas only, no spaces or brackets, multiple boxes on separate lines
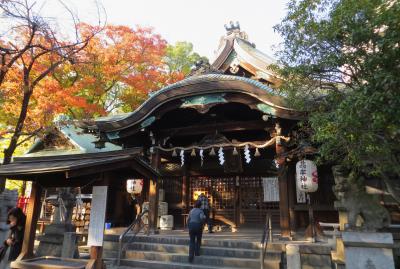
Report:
103,234,285,269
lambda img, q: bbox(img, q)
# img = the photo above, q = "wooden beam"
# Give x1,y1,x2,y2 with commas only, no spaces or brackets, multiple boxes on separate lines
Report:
130,159,159,180
65,160,133,179
157,120,273,137
17,182,42,260
148,149,160,234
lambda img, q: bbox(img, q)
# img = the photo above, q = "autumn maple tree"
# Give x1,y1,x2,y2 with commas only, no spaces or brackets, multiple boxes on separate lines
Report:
57,24,173,116
57,26,210,116
0,0,101,170
0,1,207,179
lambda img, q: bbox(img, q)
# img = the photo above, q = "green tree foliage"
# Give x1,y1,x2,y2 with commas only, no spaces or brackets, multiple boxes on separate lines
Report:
164,41,209,75
274,0,400,199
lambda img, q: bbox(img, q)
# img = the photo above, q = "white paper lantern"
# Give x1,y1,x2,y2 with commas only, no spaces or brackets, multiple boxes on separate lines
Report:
296,160,318,193
126,179,143,194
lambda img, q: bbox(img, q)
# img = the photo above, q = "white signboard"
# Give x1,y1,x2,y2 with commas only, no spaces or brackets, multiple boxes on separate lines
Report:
262,177,280,202
88,186,108,247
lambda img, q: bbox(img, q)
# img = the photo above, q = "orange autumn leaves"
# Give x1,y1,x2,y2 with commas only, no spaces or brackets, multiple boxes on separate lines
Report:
0,24,185,133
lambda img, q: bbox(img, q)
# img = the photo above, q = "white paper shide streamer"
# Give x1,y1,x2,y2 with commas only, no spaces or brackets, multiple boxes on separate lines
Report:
218,147,225,165
200,149,204,166
244,144,251,163
180,149,185,167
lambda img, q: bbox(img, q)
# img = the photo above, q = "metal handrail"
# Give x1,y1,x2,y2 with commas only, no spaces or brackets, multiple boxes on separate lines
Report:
117,209,149,265
260,212,273,269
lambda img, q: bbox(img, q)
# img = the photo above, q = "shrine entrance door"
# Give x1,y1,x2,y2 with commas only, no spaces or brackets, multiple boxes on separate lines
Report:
189,176,279,228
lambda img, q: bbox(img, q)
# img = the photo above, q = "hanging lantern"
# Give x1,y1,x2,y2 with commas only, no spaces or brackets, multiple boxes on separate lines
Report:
172,149,177,157
209,147,216,156
254,148,261,157
191,148,196,157
232,147,238,156
296,160,318,193
126,179,144,194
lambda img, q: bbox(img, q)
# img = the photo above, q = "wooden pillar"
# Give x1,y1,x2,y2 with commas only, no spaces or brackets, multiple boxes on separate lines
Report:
287,163,297,233
278,165,290,238
182,175,188,213
142,176,150,202
0,176,6,192
275,122,291,239
90,246,103,269
234,176,240,229
17,181,42,260
148,148,160,234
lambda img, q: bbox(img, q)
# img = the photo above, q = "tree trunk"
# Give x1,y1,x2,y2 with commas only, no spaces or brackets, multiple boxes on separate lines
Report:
2,88,33,165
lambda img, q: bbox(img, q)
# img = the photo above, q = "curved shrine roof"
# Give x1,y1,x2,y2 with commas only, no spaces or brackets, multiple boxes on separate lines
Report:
92,74,304,133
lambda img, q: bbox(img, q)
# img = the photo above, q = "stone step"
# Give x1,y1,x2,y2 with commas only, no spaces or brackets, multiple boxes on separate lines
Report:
126,242,282,259
299,244,333,269
103,250,118,259
120,258,280,269
104,234,285,251
124,250,280,269
300,254,332,269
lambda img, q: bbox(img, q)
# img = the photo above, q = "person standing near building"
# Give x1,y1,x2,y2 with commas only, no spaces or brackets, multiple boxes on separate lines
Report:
0,207,26,269
198,193,213,233
187,200,206,263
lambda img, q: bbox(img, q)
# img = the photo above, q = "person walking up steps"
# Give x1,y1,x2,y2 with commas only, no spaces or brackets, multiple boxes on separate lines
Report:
198,193,213,233
187,200,206,263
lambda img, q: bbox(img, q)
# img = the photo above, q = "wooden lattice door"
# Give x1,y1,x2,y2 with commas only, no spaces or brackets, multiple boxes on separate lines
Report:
239,177,279,227
190,176,236,226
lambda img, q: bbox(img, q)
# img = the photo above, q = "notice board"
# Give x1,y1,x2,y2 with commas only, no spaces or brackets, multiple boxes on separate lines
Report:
88,186,108,246
262,177,280,202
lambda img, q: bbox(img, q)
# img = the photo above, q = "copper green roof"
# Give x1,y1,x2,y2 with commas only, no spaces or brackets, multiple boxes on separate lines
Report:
93,74,303,133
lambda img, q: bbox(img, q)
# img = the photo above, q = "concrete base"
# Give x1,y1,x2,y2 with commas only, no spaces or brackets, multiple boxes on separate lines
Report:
36,223,79,258
286,244,300,269
342,232,395,269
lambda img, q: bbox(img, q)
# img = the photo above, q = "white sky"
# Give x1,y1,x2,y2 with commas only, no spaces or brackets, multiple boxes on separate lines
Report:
28,0,290,60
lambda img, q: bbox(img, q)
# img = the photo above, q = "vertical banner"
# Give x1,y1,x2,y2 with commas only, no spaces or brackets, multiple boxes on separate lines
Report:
88,186,108,247
262,177,280,202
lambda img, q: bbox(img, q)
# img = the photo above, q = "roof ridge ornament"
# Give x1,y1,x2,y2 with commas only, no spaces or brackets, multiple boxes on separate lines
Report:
189,59,223,77
224,21,240,33
224,21,248,40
